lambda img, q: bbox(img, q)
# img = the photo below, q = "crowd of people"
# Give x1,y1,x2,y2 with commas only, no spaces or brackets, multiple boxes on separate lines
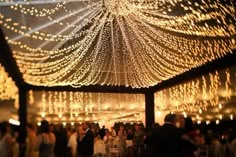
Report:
0,113,236,157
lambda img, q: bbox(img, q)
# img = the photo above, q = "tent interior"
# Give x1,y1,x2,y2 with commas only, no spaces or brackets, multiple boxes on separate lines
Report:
0,0,235,127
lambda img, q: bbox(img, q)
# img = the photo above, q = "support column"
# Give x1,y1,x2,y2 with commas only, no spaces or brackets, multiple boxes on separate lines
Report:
18,87,27,157
145,91,155,131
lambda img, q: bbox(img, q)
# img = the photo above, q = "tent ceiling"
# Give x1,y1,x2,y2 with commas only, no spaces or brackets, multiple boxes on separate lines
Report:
0,0,235,88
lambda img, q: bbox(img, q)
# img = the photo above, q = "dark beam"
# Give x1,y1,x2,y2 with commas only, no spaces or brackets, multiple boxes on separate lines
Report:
18,87,27,157
149,50,236,92
145,91,155,130
0,28,26,88
27,84,147,94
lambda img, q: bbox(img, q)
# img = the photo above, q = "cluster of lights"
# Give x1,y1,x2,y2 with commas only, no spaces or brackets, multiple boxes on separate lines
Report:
195,105,235,125
0,0,235,88
1,0,99,29
155,68,235,120
0,64,19,107
0,2,102,42
30,91,144,122
7,1,67,17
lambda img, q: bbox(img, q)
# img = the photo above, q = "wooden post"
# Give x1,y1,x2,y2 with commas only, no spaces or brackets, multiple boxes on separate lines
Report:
18,87,27,157
145,91,155,131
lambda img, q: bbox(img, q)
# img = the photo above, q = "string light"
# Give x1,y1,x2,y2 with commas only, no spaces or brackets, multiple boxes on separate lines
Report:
0,0,234,88
32,91,145,122
0,64,18,107
155,68,235,121
225,69,232,100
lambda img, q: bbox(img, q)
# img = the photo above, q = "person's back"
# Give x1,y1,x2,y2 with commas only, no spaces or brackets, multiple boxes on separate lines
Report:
133,124,145,157
54,125,68,157
38,133,56,157
98,126,106,140
134,125,145,146
147,113,183,157
37,120,56,157
156,123,183,156
0,132,13,157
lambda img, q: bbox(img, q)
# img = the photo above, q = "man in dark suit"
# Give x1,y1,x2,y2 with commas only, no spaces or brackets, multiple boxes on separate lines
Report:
77,122,94,157
146,113,184,157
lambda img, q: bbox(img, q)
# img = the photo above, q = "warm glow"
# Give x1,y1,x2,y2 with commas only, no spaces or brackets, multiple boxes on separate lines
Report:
9,119,20,126
219,114,223,120
0,0,234,88
0,64,18,104
155,68,235,120
30,91,145,123
183,112,187,118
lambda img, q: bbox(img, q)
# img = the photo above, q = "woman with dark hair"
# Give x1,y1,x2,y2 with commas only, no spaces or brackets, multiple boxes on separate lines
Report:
0,121,13,157
180,117,201,157
37,120,56,157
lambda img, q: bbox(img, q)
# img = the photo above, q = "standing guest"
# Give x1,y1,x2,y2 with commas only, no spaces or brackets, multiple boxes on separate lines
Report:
231,129,236,157
54,124,68,157
37,120,56,157
126,128,134,157
103,129,114,156
98,126,106,140
133,124,145,157
103,129,114,143
219,130,233,157
117,125,126,157
145,123,160,150
180,117,200,157
25,123,38,157
110,127,117,138
12,130,19,157
147,113,184,157
117,125,126,155
77,122,94,157
67,126,79,157
0,121,13,157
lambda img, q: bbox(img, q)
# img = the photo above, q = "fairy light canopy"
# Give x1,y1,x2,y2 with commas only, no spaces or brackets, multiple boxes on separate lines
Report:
0,0,235,88
154,66,236,122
